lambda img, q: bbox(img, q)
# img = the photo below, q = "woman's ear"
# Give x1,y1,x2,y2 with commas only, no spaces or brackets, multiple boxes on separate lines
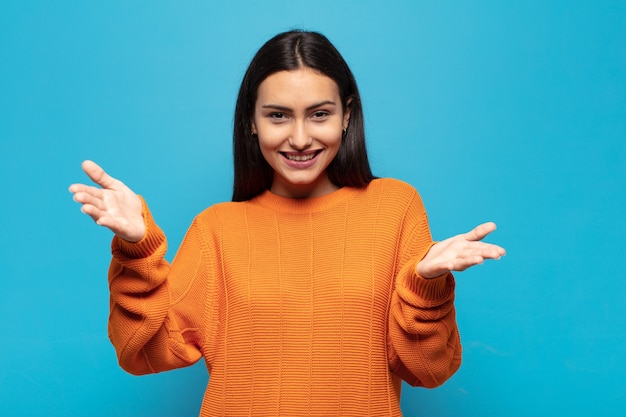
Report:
251,121,257,135
343,98,353,130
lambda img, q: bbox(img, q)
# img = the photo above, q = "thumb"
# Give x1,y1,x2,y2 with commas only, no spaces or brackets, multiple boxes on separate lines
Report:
463,221,497,242
82,160,118,190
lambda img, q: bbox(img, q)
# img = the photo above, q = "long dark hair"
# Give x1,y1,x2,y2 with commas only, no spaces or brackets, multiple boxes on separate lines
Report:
232,30,375,201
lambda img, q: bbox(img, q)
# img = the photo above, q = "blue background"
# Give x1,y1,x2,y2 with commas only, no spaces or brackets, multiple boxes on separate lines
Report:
1,1,624,416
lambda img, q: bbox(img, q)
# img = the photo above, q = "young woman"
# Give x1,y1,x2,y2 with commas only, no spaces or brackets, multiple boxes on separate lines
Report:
70,30,505,416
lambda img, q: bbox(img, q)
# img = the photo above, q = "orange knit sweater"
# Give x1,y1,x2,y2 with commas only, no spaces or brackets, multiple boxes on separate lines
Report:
108,178,461,416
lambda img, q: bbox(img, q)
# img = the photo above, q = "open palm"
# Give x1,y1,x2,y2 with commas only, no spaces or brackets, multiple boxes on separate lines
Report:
69,160,145,242
417,222,506,279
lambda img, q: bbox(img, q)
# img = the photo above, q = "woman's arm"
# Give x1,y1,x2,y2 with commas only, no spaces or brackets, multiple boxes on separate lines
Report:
107,206,206,375
70,161,205,375
387,194,505,388
388,264,461,388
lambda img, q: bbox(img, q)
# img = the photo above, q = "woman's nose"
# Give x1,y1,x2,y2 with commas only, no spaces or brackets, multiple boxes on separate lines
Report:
288,122,312,150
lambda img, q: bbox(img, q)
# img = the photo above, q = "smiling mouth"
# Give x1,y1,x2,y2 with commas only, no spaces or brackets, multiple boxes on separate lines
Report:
281,150,321,161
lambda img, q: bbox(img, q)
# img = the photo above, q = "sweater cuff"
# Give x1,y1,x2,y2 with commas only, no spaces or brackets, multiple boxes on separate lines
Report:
399,241,455,303
401,269,454,303
111,196,166,259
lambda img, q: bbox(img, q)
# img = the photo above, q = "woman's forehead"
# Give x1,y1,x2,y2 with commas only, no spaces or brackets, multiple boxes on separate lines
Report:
256,68,340,106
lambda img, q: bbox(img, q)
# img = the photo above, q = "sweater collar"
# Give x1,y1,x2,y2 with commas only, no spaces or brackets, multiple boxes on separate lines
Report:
249,185,361,214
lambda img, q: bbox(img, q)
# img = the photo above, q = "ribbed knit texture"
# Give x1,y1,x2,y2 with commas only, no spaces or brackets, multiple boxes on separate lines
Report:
108,178,461,416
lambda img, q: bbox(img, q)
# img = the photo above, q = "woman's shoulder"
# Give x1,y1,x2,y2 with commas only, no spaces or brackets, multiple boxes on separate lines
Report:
190,200,250,226
364,178,426,213
368,177,420,198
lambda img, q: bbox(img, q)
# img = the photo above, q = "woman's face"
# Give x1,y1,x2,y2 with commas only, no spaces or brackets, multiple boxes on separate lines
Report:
252,67,350,199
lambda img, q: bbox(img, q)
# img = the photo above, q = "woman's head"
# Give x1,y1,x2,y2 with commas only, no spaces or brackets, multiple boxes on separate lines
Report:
232,30,374,201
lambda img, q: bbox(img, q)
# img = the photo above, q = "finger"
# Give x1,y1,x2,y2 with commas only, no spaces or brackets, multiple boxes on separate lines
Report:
455,246,506,269
461,242,506,259
69,183,105,200
77,202,121,232
452,255,486,271
487,244,506,259
68,183,82,193
80,203,106,223
93,213,116,229
464,222,497,242
82,160,118,190
72,190,105,210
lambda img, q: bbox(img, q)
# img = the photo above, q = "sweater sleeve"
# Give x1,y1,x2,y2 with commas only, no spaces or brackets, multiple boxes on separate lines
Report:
107,198,212,375
387,193,462,388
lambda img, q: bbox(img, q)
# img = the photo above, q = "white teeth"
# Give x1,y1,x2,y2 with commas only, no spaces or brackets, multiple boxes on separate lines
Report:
285,153,316,161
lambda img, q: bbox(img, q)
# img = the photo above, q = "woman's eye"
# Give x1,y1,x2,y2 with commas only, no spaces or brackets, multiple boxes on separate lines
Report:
312,111,329,119
269,112,286,120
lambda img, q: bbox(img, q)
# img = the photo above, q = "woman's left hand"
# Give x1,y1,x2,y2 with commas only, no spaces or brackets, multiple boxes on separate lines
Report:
417,222,506,279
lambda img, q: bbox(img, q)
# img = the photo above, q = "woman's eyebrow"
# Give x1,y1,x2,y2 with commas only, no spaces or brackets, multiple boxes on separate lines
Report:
261,100,337,111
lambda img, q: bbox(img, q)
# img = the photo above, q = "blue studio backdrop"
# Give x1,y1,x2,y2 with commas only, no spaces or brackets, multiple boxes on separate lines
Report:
1,1,625,416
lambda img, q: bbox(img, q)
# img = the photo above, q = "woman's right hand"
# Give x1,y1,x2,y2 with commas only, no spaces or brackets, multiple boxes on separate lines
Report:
69,160,146,242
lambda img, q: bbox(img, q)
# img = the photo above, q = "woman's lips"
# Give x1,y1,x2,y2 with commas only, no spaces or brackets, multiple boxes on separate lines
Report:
281,150,322,168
